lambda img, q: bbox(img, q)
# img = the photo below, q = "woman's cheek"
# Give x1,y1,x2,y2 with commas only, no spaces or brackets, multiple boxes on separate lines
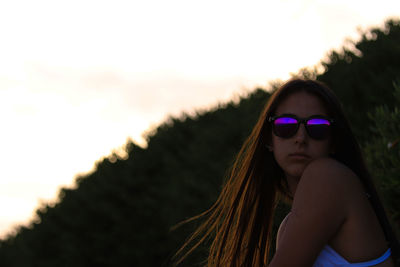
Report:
273,150,309,178
272,150,288,173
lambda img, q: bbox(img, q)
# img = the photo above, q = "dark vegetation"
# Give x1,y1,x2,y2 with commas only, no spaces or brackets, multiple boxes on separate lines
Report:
0,19,399,266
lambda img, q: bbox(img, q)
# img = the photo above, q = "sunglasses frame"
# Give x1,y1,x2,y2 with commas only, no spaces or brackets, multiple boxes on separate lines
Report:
268,114,334,140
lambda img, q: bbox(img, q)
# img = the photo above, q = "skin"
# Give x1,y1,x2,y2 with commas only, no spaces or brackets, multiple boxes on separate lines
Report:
270,91,334,196
268,91,393,266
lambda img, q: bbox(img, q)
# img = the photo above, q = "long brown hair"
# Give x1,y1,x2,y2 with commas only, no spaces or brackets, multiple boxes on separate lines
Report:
174,79,400,266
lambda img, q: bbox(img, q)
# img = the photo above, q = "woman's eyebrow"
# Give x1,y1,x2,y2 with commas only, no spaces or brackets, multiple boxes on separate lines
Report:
276,113,328,117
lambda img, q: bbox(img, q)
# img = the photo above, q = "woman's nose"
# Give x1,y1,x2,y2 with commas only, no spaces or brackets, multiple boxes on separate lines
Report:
294,124,308,143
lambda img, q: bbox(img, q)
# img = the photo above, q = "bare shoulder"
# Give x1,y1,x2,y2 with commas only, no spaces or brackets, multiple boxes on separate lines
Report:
303,157,357,181
296,157,360,201
291,157,357,218
270,158,361,266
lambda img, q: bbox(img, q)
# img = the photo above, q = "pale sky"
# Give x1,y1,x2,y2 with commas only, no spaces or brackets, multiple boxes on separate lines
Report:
0,0,399,237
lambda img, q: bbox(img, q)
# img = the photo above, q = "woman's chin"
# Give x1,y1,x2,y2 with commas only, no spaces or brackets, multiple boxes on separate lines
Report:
285,165,308,180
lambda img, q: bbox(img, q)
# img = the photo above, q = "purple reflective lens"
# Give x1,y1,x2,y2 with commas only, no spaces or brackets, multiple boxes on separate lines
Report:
306,118,331,139
307,118,331,126
275,117,297,125
274,117,299,138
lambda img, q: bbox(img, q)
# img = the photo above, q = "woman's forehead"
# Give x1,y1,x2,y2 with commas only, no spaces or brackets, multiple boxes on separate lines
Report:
275,91,328,117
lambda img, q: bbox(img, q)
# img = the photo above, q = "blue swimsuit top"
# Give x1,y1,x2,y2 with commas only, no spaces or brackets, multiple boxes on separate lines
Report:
313,245,391,267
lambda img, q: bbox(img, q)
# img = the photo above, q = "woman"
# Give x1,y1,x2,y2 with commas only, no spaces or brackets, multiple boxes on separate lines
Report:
176,79,399,266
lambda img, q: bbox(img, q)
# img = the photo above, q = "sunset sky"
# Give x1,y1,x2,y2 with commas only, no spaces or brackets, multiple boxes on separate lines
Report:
0,0,399,237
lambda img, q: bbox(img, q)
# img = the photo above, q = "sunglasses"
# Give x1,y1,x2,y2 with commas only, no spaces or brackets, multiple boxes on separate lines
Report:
268,114,334,140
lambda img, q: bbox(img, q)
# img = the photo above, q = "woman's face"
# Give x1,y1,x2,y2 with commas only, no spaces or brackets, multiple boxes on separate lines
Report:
271,91,333,182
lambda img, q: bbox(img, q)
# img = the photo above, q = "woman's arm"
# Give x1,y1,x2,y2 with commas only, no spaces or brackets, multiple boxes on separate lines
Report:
276,211,290,250
269,158,356,266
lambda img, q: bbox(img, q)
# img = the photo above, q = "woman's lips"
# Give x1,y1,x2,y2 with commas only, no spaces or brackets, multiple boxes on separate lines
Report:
288,153,311,160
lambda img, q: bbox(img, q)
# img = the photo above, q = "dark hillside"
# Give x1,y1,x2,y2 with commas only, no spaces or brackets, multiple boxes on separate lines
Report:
0,90,271,266
317,19,400,143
